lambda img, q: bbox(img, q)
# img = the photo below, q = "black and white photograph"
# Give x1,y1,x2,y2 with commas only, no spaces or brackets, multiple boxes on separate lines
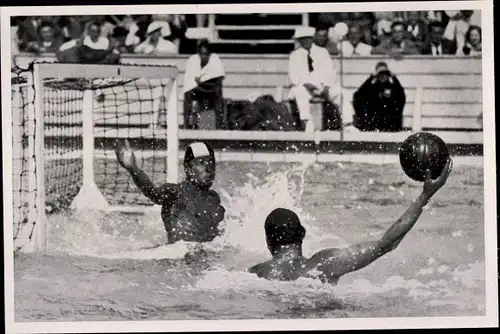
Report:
2,1,498,332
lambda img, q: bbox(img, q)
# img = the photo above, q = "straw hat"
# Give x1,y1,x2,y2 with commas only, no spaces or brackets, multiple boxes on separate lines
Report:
293,26,315,39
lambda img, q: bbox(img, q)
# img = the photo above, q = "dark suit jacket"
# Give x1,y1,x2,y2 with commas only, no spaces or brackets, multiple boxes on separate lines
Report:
420,39,457,55
372,38,420,55
406,20,429,48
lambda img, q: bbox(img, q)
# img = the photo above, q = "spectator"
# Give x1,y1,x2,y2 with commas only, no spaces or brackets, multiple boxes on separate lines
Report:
110,26,139,53
351,12,376,46
457,25,481,56
405,11,429,49
372,21,420,57
84,16,115,38
82,21,110,49
25,21,62,53
287,27,348,132
353,62,406,132
444,10,481,52
57,21,118,64
374,12,395,42
17,16,43,51
183,39,225,129
134,21,178,55
152,14,188,48
313,26,339,55
421,21,457,56
339,24,373,56
58,16,85,42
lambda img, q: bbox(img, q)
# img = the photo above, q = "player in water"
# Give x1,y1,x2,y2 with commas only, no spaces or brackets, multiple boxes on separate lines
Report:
115,140,225,244
249,158,453,284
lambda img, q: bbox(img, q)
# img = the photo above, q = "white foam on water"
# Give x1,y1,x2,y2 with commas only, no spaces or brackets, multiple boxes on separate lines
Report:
194,260,485,312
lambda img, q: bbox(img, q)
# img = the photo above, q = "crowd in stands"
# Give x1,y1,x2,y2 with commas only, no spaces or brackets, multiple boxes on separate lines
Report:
11,11,482,57
10,11,482,133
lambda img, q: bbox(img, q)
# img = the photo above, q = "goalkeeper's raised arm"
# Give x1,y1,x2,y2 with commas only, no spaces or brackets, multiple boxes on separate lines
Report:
115,140,226,244
115,140,176,205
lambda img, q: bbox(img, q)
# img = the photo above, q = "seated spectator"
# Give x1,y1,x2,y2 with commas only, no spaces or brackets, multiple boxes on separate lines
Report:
444,10,481,52
405,11,429,49
339,24,373,56
374,12,395,43
56,21,118,64
457,25,481,56
287,27,351,133
353,62,406,132
151,14,188,43
372,21,420,57
58,16,85,42
17,16,43,51
25,21,62,54
351,12,376,46
83,16,115,38
313,26,339,55
110,26,139,53
183,39,225,129
134,21,178,55
420,21,457,56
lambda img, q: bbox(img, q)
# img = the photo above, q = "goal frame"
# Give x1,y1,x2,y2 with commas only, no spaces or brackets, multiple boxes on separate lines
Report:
22,63,180,251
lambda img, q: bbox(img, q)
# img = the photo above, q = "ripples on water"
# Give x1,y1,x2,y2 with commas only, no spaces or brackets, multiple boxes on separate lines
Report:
15,162,486,320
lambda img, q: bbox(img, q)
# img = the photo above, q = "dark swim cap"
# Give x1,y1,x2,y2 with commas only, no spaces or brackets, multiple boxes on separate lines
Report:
183,142,215,170
265,208,306,246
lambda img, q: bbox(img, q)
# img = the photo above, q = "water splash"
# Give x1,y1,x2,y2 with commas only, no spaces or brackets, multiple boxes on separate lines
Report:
46,161,342,260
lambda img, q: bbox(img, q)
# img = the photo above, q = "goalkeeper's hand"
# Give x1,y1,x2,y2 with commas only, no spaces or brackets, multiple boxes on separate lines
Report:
115,139,137,170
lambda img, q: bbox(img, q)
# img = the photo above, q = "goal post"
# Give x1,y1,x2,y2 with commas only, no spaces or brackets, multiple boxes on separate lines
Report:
11,62,180,252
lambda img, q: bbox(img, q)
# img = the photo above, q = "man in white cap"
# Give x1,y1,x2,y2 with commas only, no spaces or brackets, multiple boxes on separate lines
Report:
134,20,178,55
115,140,225,244
288,26,353,132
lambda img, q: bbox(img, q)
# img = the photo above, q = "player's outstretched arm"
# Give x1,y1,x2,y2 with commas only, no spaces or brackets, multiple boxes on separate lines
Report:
115,139,175,205
310,158,453,281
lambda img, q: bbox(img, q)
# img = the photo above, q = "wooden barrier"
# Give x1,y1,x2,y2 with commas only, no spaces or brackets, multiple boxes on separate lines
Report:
15,53,483,135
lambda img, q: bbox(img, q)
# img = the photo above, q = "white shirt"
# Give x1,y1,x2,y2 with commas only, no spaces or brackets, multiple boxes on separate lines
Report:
134,38,178,55
340,41,373,56
288,44,336,88
83,36,110,50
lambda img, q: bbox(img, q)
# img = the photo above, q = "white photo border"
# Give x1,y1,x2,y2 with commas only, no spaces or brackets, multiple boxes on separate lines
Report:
2,1,497,332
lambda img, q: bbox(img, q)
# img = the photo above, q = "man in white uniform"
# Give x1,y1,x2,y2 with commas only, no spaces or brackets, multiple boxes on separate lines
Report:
288,27,354,132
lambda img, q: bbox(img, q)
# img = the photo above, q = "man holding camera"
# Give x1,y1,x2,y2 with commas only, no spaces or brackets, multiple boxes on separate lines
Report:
352,62,406,132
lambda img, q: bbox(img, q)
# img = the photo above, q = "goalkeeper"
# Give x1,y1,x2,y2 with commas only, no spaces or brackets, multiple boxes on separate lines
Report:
115,140,225,244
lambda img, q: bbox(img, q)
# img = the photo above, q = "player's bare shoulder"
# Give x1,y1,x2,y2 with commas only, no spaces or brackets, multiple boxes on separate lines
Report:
304,248,344,284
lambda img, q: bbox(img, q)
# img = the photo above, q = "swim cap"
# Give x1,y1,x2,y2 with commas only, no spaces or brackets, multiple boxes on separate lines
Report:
265,208,306,246
183,142,215,169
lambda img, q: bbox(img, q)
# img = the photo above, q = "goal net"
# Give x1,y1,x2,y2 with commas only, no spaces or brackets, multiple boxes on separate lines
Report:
10,63,179,252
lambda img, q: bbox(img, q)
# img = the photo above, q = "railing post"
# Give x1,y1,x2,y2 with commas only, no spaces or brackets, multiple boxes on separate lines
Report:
412,86,423,133
302,13,309,27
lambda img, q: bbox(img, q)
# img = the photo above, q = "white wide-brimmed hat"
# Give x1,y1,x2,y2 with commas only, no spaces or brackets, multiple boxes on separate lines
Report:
147,21,171,37
293,26,315,39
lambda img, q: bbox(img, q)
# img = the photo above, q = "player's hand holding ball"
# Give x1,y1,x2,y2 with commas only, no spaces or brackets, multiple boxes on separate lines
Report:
399,132,453,198
422,158,453,198
115,139,137,170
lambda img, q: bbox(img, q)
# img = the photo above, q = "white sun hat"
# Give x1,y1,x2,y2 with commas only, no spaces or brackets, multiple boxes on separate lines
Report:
293,26,315,39
147,21,171,37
